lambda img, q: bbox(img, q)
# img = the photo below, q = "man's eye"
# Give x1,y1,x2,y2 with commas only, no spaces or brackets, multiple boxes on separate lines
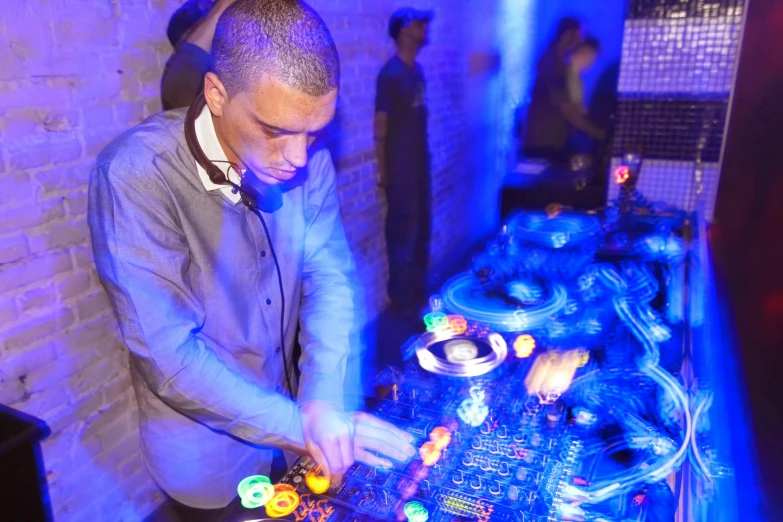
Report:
263,128,282,138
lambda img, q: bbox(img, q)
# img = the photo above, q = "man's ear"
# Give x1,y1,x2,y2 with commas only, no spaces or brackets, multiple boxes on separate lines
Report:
204,72,229,117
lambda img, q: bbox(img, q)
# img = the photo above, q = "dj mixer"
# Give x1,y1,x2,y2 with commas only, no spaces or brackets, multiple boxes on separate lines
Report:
224,163,715,522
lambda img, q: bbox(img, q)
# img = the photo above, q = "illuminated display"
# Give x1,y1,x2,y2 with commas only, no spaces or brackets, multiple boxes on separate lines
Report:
513,334,536,358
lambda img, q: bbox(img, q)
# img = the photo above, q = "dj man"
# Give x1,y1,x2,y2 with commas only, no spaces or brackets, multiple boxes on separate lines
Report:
88,1,414,520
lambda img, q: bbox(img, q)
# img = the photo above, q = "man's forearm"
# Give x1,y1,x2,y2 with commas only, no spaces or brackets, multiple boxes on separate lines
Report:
563,105,604,140
375,139,388,186
374,111,389,186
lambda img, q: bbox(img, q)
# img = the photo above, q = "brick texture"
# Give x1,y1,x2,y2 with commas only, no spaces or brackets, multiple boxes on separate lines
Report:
0,1,530,520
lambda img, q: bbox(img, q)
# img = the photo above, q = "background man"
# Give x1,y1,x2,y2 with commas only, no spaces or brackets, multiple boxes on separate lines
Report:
161,0,237,110
89,1,414,520
523,28,604,163
375,7,433,319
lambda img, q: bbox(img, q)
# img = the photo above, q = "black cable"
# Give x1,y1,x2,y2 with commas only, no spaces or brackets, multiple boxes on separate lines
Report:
250,205,294,398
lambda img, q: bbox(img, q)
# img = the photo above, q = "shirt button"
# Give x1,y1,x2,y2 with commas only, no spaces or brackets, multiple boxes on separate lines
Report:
266,298,272,305
261,251,267,257
275,346,281,353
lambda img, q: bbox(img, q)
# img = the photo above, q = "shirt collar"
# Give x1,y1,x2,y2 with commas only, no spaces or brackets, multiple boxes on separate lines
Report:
194,104,242,205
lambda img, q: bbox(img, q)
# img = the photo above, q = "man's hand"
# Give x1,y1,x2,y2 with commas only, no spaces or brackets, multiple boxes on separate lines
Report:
185,0,238,51
300,400,355,483
351,412,415,469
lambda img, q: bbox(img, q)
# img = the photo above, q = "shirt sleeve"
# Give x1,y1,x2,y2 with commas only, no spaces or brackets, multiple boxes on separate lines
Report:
160,42,212,110
375,69,392,113
88,154,305,451
296,149,362,411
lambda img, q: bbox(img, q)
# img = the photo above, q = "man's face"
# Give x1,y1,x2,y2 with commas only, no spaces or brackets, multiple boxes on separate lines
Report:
408,20,430,46
205,73,337,185
573,49,597,72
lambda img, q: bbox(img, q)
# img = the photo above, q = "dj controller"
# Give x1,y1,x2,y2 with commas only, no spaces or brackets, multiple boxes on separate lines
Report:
225,162,712,522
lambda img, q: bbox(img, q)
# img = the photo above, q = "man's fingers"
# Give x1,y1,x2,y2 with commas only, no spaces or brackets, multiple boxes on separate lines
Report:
355,422,415,459
355,412,414,444
321,440,345,484
307,442,331,482
356,433,413,462
339,433,355,478
354,448,392,469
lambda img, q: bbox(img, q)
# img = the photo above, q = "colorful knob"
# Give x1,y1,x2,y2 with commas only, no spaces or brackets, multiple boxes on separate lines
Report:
305,469,330,494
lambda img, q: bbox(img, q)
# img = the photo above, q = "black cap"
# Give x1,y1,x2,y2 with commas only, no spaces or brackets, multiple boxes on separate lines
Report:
167,0,212,47
388,7,434,40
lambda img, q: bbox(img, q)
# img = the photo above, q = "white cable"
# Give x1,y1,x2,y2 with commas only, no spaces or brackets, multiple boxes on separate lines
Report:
690,392,713,482
563,365,691,504
563,308,692,505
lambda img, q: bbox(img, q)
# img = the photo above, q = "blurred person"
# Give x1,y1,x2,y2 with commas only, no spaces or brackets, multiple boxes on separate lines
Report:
161,0,237,110
538,16,583,77
89,1,415,521
375,7,433,317
523,34,604,163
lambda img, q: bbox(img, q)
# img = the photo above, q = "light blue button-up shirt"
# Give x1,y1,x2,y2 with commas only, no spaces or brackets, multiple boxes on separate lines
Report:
88,107,362,508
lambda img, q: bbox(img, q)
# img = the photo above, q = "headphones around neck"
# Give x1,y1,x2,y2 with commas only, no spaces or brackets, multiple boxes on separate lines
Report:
184,93,261,211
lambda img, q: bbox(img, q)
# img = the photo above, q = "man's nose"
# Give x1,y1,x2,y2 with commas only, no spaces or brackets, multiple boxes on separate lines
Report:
283,134,309,169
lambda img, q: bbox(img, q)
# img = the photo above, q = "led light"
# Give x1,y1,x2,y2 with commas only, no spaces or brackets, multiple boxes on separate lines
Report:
614,165,630,184
513,334,536,358
447,314,468,334
305,469,330,494
457,386,490,427
265,487,300,518
444,339,478,362
423,312,449,332
429,426,452,450
419,441,441,467
524,351,581,404
237,475,271,498
237,475,274,509
404,500,429,522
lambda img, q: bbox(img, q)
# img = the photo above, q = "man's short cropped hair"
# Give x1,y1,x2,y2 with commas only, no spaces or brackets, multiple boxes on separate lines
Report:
212,0,340,97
